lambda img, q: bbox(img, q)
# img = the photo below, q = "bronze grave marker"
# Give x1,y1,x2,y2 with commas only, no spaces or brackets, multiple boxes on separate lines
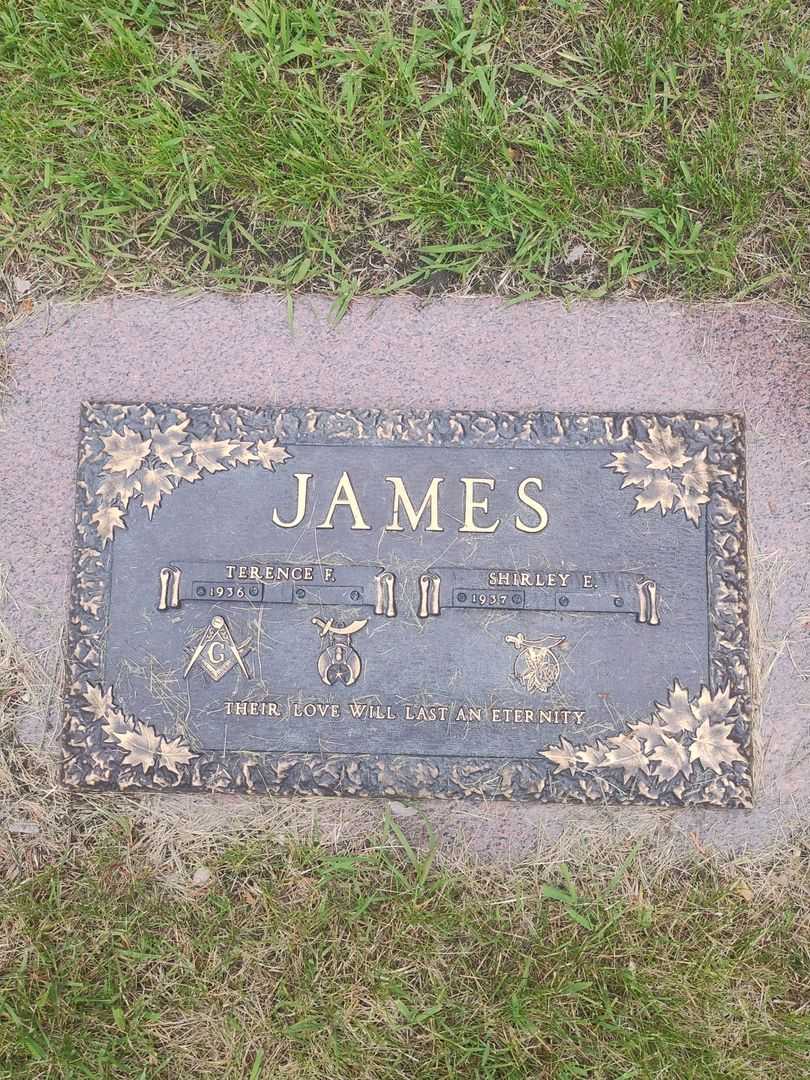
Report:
64,404,752,805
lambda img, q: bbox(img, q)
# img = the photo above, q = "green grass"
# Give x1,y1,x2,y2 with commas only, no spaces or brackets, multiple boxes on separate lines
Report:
0,0,808,305
1,822,810,1078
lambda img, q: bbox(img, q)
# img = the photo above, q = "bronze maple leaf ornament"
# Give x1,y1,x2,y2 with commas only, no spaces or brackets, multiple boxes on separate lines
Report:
90,407,292,543
604,419,727,527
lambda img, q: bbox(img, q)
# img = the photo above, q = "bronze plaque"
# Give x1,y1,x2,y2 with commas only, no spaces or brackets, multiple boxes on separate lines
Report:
64,404,752,806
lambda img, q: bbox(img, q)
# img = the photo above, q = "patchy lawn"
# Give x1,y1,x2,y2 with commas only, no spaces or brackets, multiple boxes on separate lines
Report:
0,0,808,310
1,821,809,1078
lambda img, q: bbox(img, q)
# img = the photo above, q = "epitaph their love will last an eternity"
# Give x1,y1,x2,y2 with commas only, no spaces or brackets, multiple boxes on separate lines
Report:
64,405,751,806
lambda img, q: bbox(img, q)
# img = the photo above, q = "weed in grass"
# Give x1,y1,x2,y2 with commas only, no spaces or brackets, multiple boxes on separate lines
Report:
0,0,807,304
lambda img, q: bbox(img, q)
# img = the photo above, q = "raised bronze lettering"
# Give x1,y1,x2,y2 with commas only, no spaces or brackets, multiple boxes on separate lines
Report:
515,477,549,533
459,477,500,533
317,472,372,531
385,475,444,532
272,472,313,529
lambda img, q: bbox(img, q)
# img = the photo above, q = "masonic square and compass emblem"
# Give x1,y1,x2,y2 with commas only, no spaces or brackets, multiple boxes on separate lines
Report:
183,615,252,683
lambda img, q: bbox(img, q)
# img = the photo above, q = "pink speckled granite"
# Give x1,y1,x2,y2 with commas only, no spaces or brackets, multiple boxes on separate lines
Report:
2,295,809,857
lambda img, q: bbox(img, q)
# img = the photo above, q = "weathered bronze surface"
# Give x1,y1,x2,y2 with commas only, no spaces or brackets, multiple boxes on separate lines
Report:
64,405,752,806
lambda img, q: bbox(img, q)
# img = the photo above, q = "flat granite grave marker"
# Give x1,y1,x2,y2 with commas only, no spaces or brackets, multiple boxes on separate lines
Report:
64,404,752,806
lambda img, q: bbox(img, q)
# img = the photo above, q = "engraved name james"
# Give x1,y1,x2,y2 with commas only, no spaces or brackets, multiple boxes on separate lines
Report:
260,470,551,533
65,404,751,807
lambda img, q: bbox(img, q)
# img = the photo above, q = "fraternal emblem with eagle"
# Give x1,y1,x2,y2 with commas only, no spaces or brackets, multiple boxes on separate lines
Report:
504,633,566,693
